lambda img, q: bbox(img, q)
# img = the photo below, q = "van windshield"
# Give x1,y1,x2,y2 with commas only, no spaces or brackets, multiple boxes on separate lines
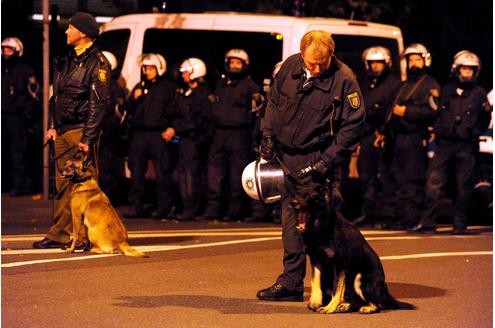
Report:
332,35,401,84
142,29,283,87
95,29,131,76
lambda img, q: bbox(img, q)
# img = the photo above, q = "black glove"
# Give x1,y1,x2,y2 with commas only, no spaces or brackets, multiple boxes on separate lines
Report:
291,159,328,185
260,135,276,160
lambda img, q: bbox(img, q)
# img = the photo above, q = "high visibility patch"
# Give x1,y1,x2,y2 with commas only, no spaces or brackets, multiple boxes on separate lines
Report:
98,69,107,82
347,92,361,109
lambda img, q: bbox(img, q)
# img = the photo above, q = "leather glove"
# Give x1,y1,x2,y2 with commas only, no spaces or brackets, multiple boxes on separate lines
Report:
259,135,276,160
291,159,328,185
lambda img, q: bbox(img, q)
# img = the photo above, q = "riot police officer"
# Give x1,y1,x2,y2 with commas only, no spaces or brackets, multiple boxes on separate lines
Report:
197,49,261,221
1,37,40,196
376,43,440,229
164,57,212,221
98,51,128,203
123,53,176,219
352,46,400,227
256,30,365,301
409,50,491,234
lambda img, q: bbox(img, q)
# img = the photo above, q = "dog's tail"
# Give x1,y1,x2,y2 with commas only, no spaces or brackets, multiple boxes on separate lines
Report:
384,294,416,310
119,242,149,258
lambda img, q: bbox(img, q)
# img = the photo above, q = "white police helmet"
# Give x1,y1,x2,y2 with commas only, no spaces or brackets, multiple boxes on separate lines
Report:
138,53,167,76
102,51,118,71
362,46,392,71
403,43,432,67
242,159,284,204
224,48,250,74
179,57,207,80
451,50,481,82
1,37,24,57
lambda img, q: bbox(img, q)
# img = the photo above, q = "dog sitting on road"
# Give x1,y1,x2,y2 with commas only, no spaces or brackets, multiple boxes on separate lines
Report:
290,185,414,314
61,155,148,258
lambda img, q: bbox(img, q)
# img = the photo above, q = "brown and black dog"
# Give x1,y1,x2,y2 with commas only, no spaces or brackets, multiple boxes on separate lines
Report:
61,155,148,258
291,186,414,314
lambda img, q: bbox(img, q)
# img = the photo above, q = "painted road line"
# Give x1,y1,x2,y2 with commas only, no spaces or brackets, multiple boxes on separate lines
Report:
381,251,493,260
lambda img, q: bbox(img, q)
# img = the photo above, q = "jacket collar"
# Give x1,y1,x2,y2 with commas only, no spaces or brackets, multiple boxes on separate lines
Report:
291,54,337,92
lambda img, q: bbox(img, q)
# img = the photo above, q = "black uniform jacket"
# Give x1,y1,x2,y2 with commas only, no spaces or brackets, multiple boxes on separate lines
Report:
172,84,212,138
386,72,440,136
434,81,491,141
126,77,176,132
361,71,401,136
50,45,111,145
211,75,259,128
262,53,365,170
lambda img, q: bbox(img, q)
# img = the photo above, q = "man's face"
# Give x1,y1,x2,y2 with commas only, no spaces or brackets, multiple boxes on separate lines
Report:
2,46,15,59
459,66,475,81
369,61,386,76
301,44,331,77
407,54,425,70
142,65,158,80
65,24,84,46
228,58,244,73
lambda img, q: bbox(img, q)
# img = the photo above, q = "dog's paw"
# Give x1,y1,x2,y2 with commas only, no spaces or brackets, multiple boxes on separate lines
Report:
307,300,323,311
317,305,338,314
335,302,352,313
359,303,380,314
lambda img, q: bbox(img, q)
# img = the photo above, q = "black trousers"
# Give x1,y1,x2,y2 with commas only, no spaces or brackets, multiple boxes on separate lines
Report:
357,133,380,217
204,128,251,218
128,131,173,211
420,139,476,229
177,137,201,216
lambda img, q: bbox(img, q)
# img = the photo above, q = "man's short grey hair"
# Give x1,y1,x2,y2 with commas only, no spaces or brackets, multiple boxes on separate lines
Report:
300,30,335,55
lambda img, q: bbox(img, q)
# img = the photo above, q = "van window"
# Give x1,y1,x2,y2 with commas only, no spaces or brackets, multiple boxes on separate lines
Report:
95,29,131,75
142,29,283,87
332,35,401,84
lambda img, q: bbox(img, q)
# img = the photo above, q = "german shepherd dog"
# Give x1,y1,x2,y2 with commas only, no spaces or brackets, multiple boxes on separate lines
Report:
61,155,148,258
290,186,414,314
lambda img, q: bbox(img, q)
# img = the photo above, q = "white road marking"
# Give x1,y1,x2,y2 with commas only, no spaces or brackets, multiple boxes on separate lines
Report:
1,226,491,268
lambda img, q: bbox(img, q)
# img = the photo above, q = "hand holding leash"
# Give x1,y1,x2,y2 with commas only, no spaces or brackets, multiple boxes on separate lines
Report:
259,135,276,160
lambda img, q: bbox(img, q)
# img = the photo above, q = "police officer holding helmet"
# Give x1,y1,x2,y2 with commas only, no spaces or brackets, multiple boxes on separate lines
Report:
164,57,212,221
123,53,176,219
409,50,491,234
376,43,440,230
256,30,365,301
2,37,40,196
197,49,261,221
352,46,400,228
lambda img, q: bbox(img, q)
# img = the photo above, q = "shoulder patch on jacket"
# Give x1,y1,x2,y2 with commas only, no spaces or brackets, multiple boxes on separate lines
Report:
347,92,360,109
98,69,107,82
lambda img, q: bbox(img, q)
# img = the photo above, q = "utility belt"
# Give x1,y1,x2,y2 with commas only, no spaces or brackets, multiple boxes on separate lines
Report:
279,135,332,156
215,123,251,130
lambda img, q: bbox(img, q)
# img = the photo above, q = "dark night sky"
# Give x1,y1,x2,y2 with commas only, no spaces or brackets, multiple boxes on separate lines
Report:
1,0,493,90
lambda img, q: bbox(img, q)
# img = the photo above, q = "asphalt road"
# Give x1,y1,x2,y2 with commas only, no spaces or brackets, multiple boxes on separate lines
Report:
1,194,493,328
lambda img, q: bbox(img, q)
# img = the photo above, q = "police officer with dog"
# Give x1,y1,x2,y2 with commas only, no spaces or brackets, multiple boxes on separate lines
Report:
256,30,365,301
352,46,400,228
375,43,440,230
33,12,111,249
409,50,491,234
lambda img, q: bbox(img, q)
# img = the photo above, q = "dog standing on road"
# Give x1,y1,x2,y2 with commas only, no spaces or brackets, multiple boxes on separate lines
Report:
290,186,414,314
61,155,148,258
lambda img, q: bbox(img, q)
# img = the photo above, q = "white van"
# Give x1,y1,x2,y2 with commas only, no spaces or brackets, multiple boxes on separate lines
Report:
96,12,405,90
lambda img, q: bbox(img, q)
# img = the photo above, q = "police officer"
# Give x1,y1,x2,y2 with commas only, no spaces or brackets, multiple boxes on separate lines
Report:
123,53,176,219
33,12,111,249
1,37,40,196
256,30,365,301
409,50,491,234
375,43,440,230
164,57,212,221
352,46,400,228
97,51,128,203
197,49,261,221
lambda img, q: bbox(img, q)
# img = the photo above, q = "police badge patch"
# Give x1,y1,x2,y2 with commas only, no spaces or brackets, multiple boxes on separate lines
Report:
347,92,360,109
98,69,107,82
